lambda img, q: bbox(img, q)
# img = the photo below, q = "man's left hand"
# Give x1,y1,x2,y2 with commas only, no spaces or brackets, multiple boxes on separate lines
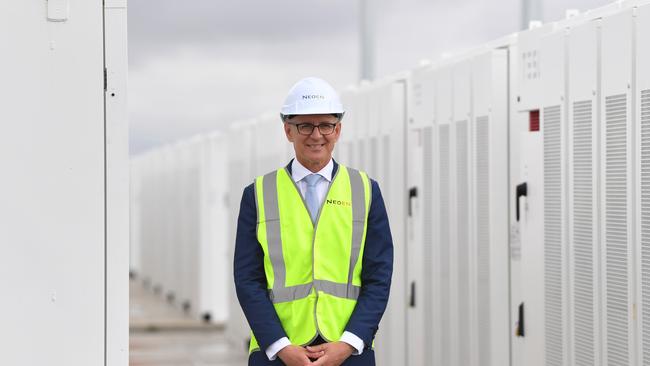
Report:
305,341,354,366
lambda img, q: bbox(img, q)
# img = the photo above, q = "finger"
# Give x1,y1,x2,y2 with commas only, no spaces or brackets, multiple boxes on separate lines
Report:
311,355,328,366
306,344,326,352
300,354,315,365
305,350,325,359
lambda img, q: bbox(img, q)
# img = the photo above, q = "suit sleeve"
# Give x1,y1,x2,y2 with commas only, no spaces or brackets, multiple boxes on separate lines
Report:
233,183,287,351
344,179,394,347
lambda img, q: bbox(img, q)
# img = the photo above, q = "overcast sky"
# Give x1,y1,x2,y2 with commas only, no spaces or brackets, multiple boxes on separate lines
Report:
128,0,615,155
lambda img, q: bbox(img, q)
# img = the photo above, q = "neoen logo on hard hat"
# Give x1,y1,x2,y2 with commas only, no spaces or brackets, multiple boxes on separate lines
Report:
302,95,325,100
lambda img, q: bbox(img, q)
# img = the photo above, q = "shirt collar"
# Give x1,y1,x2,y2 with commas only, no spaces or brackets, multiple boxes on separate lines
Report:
291,158,334,183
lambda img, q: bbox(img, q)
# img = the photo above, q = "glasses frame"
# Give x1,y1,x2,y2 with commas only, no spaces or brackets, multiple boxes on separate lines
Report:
289,122,338,136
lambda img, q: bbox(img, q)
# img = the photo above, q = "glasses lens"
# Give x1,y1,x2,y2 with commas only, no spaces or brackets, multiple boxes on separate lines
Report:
297,124,314,135
318,124,335,135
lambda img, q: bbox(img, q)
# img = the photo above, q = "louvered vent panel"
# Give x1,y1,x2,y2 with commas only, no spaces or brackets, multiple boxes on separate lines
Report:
382,135,390,197
605,93,628,366
439,124,450,366
572,100,595,366
348,142,356,168
641,89,650,365
456,120,470,366
543,105,563,366
422,127,435,361
475,115,491,366
370,136,378,178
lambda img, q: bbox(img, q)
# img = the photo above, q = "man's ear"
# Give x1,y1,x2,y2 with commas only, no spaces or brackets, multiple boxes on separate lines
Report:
333,122,342,142
283,122,294,142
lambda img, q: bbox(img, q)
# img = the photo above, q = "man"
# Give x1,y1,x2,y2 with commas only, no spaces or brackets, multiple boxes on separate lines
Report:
234,77,393,366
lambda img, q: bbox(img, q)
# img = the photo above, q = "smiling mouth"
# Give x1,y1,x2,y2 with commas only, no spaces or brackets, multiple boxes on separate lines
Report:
307,143,325,149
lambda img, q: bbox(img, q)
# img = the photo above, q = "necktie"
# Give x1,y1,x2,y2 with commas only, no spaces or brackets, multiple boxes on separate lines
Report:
304,174,322,221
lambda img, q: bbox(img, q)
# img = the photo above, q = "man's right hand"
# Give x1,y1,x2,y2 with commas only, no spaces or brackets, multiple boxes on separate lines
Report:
277,345,314,366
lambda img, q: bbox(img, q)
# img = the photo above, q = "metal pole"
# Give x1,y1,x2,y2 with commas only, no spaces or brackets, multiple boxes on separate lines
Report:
521,0,542,30
359,0,375,81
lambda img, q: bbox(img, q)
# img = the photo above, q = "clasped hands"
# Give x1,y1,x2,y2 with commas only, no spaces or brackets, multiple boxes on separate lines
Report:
277,341,354,366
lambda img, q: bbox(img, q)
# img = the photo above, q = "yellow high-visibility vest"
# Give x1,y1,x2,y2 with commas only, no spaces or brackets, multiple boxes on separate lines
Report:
248,165,371,353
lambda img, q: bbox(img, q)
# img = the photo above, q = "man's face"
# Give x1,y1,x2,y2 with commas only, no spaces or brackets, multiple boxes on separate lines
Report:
284,114,341,171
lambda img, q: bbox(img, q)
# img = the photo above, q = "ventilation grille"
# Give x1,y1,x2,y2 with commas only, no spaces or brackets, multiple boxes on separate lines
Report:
370,136,378,178
475,115,491,366
572,100,595,366
456,120,470,366
439,124,450,366
605,93,628,366
422,126,435,362
543,104,564,366
641,90,650,365
358,140,366,169
642,90,650,365
382,135,390,199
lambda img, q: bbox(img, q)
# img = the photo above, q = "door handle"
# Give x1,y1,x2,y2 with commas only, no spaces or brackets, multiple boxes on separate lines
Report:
409,281,416,307
515,302,525,337
516,182,527,221
408,187,418,216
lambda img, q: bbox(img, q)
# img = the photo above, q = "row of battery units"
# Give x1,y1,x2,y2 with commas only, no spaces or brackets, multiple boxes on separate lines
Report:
129,119,296,324
395,5,650,366
129,2,650,366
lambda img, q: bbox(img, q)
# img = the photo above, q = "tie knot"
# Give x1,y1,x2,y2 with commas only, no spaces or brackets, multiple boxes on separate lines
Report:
304,174,321,187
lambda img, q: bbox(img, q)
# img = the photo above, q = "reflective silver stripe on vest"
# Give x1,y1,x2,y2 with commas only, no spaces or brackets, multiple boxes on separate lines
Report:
262,171,287,298
269,283,313,303
346,168,367,298
314,279,361,300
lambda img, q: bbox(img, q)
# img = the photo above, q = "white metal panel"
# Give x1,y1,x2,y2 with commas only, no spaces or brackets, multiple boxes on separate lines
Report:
104,0,129,362
171,146,185,302
337,88,355,164
539,29,569,366
198,133,230,323
347,86,362,169
637,4,650,364
472,54,492,366
129,159,142,277
600,9,635,366
0,0,116,364
405,125,427,366
409,65,436,128
374,78,408,366
452,60,472,366
403,70,433,366
472,49,510,366
213,134,230,323
357,89,370,170
366,87,380,178
227,120,257,350
567,19,600,366
181,141,200,311
517,23,557,112
519,127,545,366
436,67,453,366
509,41,528,366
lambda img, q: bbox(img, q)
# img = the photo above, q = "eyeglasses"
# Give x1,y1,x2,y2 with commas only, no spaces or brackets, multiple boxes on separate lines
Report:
290,122,338,136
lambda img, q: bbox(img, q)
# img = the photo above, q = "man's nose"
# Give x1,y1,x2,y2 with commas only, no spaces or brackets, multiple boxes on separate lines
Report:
308,126,323,138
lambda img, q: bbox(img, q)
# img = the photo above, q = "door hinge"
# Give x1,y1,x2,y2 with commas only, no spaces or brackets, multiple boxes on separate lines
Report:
103,68,107,91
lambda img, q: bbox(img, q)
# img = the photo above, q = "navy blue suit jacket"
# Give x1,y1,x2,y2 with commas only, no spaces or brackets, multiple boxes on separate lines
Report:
233,160,394,353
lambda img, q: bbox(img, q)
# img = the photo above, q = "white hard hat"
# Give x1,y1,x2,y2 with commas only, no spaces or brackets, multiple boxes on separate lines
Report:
280,77,345,120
